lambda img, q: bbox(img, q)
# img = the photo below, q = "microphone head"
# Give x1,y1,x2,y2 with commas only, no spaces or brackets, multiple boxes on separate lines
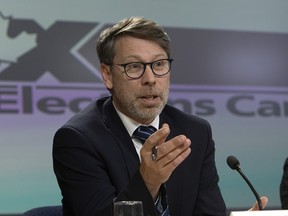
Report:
227,155,240,170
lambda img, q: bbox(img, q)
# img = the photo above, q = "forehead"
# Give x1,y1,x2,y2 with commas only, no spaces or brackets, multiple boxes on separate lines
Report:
113,36,167,61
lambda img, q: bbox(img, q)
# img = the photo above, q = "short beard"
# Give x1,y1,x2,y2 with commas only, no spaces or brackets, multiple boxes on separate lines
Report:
112,87,169,124
127,97,166,123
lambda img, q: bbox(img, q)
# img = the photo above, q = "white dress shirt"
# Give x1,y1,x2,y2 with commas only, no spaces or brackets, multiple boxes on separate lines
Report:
113,105,159,160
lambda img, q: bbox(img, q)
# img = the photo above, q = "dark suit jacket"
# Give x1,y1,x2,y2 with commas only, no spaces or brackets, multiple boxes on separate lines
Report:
280,157,288,209
53,97,226,216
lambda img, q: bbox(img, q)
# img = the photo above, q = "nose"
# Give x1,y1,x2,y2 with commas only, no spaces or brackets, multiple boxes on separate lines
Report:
141,64,155,85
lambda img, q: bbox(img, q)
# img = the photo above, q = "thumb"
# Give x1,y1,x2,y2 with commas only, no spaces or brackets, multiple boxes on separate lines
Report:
249,196,268,211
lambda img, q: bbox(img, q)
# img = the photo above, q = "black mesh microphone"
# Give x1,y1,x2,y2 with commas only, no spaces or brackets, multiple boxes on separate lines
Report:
226,155,263,210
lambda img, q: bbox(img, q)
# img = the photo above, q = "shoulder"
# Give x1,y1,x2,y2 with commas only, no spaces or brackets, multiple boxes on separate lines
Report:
56,97,110,137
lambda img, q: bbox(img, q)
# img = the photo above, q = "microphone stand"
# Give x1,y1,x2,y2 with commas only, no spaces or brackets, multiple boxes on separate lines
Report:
235,165,263,210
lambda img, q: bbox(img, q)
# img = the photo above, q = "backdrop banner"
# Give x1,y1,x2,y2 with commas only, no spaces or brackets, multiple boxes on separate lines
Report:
0,2,287,213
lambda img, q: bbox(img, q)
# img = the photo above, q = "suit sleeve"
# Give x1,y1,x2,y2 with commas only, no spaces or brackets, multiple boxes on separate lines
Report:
53,126,160,216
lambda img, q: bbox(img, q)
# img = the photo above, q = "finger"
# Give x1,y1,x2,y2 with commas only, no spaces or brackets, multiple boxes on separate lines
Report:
156,123,170,144
139,125,170,162
142,124,170,150
154,123,170,144
158,144,191,181
261,196,268,209
248,196,269,211
156,134,190,160
157,137,191,166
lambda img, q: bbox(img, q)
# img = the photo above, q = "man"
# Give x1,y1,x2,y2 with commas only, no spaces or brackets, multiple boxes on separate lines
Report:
53,16,266,216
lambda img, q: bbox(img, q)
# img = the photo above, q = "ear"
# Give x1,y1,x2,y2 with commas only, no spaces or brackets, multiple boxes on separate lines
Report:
100,63,113,90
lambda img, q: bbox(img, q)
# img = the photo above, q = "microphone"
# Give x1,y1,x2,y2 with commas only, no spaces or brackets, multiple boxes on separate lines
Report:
226,155,263,210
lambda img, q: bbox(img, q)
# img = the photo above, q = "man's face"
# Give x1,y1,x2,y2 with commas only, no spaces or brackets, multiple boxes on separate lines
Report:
101,36,170,124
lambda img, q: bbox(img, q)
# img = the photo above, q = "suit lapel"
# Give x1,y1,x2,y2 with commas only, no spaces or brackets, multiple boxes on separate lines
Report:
102,97,140,178
160,111,181,140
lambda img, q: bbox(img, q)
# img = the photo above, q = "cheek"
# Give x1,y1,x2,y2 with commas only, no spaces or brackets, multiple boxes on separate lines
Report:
160,77,170,90
113,79,135,95
109,73,124,90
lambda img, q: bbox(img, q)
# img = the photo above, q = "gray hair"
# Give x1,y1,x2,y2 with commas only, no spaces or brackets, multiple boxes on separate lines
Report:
96,16,171,65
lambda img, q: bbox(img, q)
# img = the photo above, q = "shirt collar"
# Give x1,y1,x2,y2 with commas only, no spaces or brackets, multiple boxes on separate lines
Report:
113,104,159,137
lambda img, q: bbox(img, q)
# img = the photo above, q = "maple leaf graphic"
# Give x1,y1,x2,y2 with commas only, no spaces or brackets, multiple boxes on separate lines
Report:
0,11,37,64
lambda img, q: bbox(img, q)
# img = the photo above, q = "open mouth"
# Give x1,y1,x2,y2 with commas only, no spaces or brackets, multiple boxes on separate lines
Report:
142,95,157,100
139,95,160,106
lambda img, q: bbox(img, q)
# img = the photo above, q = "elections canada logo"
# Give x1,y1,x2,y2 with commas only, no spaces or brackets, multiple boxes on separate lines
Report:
1,11,287,117
0,11,111,114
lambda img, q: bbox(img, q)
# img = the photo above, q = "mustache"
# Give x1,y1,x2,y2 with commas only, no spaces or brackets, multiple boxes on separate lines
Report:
137,88,162,97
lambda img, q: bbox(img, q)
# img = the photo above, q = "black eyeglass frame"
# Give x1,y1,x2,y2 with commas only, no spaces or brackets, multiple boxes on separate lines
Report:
111,58,174,79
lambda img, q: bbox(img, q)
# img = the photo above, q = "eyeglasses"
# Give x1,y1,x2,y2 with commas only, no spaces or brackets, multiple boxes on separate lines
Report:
111,58,173,79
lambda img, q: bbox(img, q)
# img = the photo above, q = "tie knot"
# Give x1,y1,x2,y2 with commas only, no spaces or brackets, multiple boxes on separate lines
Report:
133,125,157,144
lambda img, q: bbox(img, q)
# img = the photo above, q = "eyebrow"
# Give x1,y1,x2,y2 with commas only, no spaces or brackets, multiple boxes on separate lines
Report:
122,54,168,62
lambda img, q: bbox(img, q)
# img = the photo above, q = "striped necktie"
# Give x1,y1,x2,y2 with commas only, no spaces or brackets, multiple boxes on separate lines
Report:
133,125,157,144
133,125,170,216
